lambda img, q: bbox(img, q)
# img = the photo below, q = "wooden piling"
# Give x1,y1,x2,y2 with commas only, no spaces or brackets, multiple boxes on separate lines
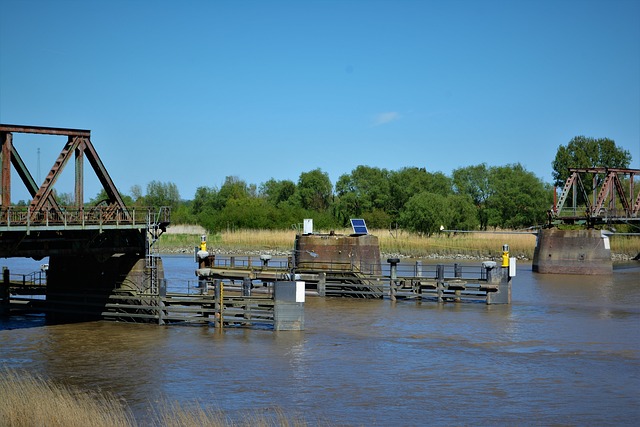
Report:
1,267,9,316
436,264,444,303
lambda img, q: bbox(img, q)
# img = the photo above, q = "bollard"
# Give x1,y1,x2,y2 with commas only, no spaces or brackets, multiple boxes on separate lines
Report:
387,258,400,301
260,254,272,267
483,261,497,284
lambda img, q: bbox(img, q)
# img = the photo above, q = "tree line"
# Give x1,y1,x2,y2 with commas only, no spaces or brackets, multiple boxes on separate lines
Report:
177,163,556,234
45,136,634,235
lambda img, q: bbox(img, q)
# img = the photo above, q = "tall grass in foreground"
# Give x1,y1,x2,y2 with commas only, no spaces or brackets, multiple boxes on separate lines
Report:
158,228,640,258
0,369,311,427
0,369,133,427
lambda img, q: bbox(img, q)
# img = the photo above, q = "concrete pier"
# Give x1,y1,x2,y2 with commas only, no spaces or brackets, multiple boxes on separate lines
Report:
294,233,382,275
532,229,612,275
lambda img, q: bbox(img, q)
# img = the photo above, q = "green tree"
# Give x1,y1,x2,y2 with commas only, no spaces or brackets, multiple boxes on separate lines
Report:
144,181,180,209
447,194,480,231
297,168,333,211
54,191,74,206
171,202,196,224
260,178,297,206
335,166,391,223
130,184,144,206
452,164,490,229
399,192,450,236
552,136,632,186
389,167,452,220
192,186,219,213
89,189,108,205
485,164,551,229
218,176,255,204
221,197,277,229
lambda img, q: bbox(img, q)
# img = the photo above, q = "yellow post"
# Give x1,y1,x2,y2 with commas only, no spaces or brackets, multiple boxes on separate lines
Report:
200,235,207,252
502,244,510,267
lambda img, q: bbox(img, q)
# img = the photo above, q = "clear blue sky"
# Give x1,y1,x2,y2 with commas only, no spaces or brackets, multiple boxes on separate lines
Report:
1,0,639,202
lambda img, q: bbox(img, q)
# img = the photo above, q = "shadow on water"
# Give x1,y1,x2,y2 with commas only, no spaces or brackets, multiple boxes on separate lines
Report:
0,313,105,331
0,314,47,331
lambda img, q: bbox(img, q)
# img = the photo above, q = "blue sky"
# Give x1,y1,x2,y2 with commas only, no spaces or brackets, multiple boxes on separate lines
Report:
1,0,639,202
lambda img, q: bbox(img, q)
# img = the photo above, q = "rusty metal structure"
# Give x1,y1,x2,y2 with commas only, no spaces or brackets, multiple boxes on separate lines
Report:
0,124,169,320
552,167,640,226
1,124,128,226
0,124,169,257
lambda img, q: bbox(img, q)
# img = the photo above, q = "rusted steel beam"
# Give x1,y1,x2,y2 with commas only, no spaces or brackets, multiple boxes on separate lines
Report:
75,142,84,208
1,132,12,206
568,167,640,174
634,192,640,216
9,144,62,211
30,136,81,213
0,124,90,137
82,138,130,218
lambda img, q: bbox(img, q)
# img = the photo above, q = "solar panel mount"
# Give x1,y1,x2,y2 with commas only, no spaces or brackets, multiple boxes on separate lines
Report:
350,218,368,235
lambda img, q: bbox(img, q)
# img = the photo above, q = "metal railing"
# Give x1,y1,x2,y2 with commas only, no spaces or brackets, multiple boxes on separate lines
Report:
0,206,168,229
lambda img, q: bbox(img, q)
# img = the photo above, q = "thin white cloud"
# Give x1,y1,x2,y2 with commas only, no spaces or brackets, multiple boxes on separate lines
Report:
372,111,401,126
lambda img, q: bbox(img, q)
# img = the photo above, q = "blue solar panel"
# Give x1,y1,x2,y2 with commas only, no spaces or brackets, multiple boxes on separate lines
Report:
350,218,368,235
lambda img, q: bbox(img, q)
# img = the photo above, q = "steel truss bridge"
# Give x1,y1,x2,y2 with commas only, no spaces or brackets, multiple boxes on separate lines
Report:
0,124,169,319
552,167,640,226
0,124,169,257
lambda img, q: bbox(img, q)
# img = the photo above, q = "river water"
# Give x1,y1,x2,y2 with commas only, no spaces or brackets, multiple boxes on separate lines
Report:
1,255,639,426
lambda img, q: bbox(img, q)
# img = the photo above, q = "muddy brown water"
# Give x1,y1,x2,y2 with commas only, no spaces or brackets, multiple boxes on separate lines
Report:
1,255,639,426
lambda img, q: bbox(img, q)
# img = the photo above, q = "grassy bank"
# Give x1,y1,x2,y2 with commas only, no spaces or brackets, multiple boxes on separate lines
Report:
0,369,310,427
158,228,640,259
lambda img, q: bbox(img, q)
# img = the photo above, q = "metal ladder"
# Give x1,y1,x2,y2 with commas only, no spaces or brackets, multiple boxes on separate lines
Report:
146,208,169,295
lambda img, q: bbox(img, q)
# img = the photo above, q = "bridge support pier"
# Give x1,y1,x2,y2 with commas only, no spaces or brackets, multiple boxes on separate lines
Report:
532,229,612,275
46,254,164,320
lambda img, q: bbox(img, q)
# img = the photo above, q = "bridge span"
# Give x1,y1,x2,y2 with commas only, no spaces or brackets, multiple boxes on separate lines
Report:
0,124,170,319
535,167,640,274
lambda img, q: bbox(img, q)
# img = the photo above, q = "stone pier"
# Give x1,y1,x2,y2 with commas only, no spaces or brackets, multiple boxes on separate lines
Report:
532,229,612,275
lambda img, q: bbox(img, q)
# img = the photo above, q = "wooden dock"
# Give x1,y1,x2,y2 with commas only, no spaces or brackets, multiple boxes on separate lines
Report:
196,256,513,304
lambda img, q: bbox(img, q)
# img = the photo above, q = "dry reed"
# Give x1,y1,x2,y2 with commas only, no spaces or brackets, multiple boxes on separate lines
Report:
0,369,312,427
158,227,639,259
0,368,134,427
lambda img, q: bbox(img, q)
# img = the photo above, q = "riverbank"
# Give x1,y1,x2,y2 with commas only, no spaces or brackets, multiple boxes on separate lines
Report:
158,228,640,261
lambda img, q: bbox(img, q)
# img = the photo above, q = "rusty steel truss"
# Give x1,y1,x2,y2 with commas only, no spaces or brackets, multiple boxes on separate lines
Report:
552,167,640,225
0,124,129,222
0,124,169,258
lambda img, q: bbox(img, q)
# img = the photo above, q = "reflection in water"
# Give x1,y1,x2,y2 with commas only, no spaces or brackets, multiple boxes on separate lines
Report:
0,256,639,425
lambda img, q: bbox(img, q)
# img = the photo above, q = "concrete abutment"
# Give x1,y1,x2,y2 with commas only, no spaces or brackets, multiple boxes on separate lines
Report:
532,229,612,275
